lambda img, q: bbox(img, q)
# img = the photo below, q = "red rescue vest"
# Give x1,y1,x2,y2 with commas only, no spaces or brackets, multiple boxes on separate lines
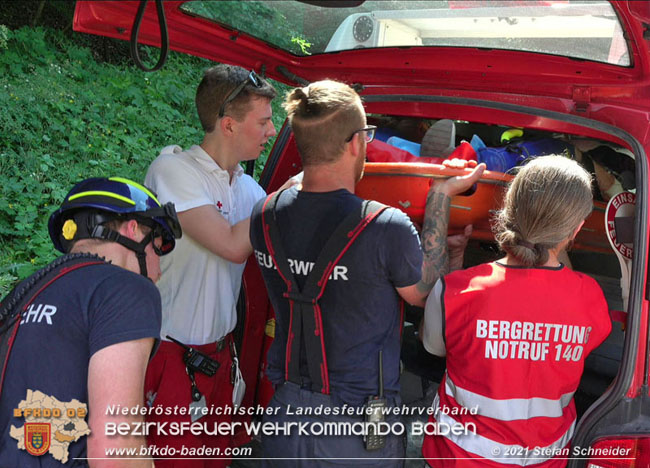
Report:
423,262,611,467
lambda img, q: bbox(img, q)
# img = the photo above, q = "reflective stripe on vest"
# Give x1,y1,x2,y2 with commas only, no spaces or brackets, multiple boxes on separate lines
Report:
446,375,574,421
433,393,575,466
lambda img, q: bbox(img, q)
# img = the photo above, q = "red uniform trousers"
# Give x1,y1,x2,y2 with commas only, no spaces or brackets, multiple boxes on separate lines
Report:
144,338,234,468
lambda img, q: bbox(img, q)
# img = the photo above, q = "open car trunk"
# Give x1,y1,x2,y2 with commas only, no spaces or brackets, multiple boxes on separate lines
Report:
253,89,647,462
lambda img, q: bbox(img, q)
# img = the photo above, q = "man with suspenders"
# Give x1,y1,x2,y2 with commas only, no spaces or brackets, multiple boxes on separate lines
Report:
249,80,484,466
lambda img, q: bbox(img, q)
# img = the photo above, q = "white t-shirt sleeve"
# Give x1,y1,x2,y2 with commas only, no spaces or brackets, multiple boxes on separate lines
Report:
250,176,267,203
421,278,446,356
145,152,213,213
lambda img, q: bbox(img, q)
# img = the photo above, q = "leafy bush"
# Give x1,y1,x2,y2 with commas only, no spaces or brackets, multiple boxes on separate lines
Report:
0,25,9,50
0,26,289,297
183,1,312,55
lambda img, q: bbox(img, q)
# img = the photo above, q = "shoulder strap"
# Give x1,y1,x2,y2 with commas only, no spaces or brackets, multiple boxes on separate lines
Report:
300,200,386,302
260,190,300,299
261,191,387,394
0,253,105,397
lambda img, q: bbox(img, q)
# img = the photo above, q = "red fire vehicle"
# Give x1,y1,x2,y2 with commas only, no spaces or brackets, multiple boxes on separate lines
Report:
73,1,650,465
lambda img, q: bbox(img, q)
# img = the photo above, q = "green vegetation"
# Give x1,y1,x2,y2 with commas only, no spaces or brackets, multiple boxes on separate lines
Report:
0,26,289,296
182,1,313,55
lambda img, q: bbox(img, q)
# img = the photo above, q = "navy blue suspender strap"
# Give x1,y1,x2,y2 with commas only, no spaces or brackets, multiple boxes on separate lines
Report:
261,189,387,394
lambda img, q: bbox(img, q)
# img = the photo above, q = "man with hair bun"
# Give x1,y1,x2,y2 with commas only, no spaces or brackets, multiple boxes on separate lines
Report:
421,155,612,467
249,80,484,466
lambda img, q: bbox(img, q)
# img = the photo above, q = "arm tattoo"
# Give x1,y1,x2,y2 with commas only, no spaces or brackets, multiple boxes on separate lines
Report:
416,191,451,296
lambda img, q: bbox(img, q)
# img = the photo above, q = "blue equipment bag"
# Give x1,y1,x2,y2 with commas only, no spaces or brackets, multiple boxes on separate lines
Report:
473,135,574,172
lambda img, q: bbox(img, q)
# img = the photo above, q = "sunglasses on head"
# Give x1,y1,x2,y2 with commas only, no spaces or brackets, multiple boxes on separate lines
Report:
218,70,263,118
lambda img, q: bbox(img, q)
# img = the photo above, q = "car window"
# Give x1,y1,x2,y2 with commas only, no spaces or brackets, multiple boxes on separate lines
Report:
181,0,630,66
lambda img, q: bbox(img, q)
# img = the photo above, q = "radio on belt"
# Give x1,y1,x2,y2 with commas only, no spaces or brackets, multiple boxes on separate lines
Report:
364,350,387,451
166,335,219,376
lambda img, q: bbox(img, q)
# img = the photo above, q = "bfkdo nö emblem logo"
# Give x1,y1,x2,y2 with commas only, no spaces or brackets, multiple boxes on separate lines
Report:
25,423,51,456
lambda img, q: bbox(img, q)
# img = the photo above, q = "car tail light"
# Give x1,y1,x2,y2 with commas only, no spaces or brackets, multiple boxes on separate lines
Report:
586,437,650,468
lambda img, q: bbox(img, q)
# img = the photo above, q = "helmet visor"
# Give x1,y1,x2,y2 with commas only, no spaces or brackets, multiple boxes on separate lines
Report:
151,202,183,239
139,202,182,256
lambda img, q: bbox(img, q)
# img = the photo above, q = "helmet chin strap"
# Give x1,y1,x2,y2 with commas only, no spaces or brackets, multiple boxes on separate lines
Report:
89,225,152,279
134,250,149,279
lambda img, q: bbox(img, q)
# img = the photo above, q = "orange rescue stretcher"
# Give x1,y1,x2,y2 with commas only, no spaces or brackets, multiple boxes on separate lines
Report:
355,162,609,254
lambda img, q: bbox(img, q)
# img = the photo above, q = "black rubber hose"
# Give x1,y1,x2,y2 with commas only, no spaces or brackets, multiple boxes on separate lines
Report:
130,0,169,72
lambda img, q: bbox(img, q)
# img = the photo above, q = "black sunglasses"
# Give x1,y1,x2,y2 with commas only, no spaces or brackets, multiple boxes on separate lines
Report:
143,228,165,256
137,221,172,257
218,70,263,118
346,125,377,143
137,202,182,256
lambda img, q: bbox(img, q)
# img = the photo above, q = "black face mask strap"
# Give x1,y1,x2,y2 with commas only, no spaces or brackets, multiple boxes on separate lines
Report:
90,225,152,279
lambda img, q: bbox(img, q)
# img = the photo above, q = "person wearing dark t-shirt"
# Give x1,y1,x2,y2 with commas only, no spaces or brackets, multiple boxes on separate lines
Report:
0,177,181,467
249,80,484,466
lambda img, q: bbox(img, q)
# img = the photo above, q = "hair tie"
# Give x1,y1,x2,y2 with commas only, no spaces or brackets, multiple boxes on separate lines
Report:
519,240,536,250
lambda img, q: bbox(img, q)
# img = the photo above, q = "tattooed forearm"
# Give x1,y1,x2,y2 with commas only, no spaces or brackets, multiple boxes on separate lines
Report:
416,190,451,296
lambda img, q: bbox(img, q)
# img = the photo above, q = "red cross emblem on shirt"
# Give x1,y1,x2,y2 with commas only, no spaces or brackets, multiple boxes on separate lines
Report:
216,201,223,209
